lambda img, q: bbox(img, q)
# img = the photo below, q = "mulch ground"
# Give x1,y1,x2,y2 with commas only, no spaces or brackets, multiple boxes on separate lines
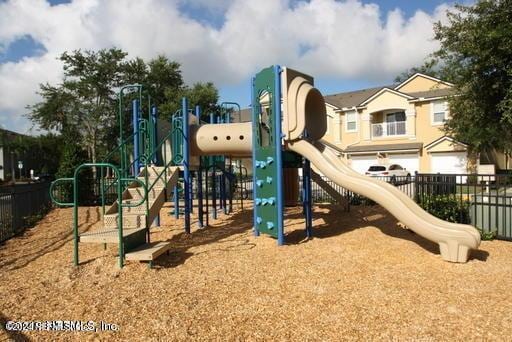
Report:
0,202,511,341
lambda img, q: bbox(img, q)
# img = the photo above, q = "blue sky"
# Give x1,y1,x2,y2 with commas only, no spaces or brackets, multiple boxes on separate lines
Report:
0,0,462,133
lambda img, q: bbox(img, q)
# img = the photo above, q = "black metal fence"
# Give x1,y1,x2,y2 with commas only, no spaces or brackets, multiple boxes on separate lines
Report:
45,171,512,241
0,181,52,243
50,177,118,206
240,172,512,240
415,173,512,240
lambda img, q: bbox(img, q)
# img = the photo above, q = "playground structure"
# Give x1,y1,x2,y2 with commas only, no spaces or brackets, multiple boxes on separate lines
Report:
50,65,481,267
50,87,248,268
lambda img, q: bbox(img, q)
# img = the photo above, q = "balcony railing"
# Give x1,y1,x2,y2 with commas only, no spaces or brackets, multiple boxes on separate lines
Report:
371,121,406,138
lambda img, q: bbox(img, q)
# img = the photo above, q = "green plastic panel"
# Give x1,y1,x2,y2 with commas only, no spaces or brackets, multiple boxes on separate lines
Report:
252,66,281,238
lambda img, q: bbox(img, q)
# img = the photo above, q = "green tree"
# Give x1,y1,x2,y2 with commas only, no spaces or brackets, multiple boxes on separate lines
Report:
27,48,220,174
434,0,512,155
161,82,220,121
397,1,512,158
145,56,184,106
28,48,128,168
0,132,64,180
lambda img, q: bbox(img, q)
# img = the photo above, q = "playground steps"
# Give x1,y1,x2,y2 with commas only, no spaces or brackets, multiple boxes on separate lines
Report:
78,166,179,248
101,166,179,230
311,170,349,210
103,212,145,229
125,241,172,263
79,227,147,244
127,186,164,201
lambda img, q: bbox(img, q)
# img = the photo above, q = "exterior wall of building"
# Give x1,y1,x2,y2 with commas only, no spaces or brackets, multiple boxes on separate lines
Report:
396,77,451,93
321,75,470,173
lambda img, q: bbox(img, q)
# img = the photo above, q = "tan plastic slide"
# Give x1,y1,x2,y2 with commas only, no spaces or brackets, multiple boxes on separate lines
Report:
286,139,481,263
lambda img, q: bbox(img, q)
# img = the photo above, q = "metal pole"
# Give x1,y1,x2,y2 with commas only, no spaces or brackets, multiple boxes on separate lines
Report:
205,167,209,226
196,106,204,228
251,77,259,237
151,106,158,165
149,105,161,227
303,160,313,238
174,184,179,219
132,99,140,176
73,170,79,266
182,97,191,234
198,168,204,228
10,152,15,183
212,169,217,220
274,65,284,246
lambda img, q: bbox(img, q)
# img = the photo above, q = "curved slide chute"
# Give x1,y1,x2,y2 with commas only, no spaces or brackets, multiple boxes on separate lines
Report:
316,139,481,234
286,139,481,263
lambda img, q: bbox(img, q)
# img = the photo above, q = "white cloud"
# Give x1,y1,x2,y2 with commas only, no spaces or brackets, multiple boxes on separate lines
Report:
0,0,453,133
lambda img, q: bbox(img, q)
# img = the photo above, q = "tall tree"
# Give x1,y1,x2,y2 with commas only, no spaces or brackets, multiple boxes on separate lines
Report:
397,1,512,157
161,82,220,121
434,0,512,155
27,48,221,173
28,48,128,168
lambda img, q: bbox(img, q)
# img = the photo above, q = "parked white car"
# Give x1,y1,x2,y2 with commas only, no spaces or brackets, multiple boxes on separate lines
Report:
365,164,411,180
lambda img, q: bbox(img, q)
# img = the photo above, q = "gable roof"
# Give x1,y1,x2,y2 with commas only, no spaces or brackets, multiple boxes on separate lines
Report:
359,87,415,106
324,86,388,110
323,80,454,110
424,136,468,150
395,73,454,91
405,88,456,100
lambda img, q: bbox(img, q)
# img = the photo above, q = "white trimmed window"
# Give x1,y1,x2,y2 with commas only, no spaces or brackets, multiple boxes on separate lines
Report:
345,110,357,132
431,100,448,125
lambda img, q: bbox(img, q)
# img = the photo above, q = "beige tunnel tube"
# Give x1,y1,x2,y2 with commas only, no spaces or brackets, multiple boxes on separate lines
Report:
284,75,327,141
190,122,252,157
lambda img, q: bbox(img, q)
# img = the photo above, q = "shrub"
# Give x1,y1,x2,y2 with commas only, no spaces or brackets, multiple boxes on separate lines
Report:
349,194,375,206
417,194,471,224
478,228,497,241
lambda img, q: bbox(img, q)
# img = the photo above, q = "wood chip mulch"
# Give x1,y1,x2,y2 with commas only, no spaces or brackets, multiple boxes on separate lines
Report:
0,202,511,341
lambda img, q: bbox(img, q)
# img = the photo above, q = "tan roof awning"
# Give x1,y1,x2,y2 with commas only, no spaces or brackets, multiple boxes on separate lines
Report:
345,143,423,154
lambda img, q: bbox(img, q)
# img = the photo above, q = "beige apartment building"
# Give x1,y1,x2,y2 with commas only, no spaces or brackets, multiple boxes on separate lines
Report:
322,73,478,174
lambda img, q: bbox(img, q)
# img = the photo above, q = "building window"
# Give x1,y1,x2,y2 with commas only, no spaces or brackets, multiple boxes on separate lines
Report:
432,101,448,125
386,111,406,123
345,110,357,132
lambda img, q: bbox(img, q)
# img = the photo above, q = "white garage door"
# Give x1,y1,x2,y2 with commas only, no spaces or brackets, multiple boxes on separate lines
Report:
350,155,378,174
388,153,419,175
431,152,467,174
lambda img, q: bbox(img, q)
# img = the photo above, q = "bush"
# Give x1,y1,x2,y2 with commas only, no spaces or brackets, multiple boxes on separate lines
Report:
417,194,471,224
478,228,496,241
348,194,376,206
55,140,92,205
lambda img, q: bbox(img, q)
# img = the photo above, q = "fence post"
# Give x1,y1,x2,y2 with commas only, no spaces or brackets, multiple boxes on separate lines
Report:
414,171,419,202
10,189,16,237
